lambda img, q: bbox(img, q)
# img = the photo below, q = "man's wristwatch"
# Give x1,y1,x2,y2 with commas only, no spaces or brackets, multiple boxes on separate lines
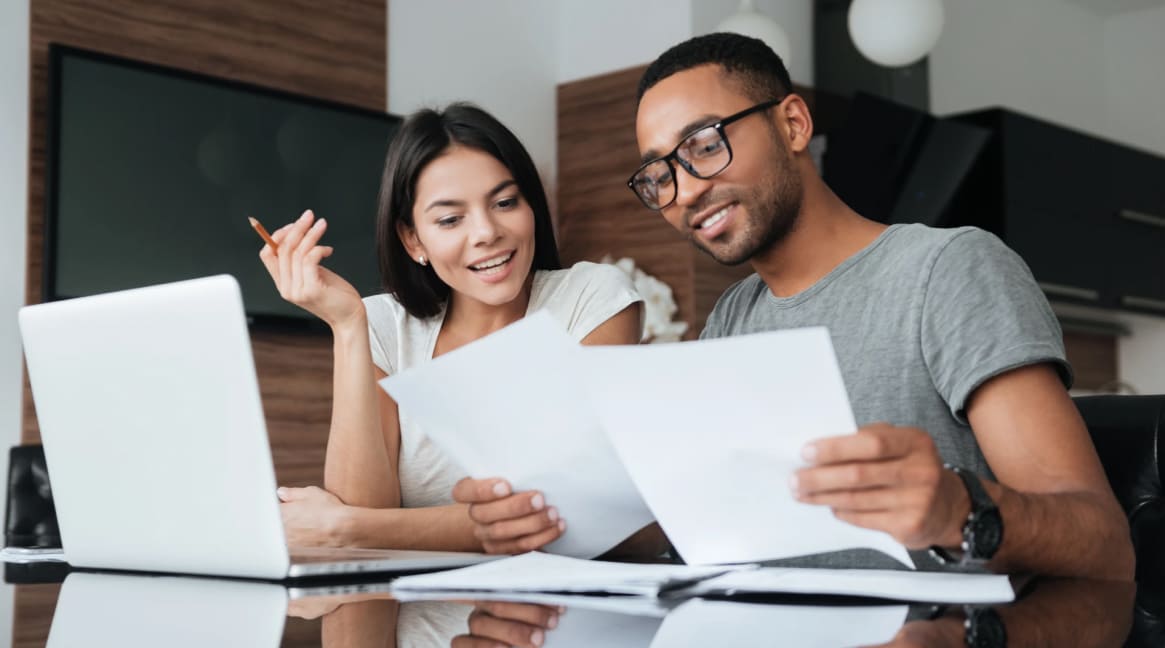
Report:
964,605,1007,648
930,466,1003,566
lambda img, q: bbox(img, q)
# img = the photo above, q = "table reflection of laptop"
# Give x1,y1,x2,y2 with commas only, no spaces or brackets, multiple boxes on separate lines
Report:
19,275,495,580
48,572,286,648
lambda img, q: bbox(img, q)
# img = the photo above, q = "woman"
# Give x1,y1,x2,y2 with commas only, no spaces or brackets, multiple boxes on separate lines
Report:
259,103,644,554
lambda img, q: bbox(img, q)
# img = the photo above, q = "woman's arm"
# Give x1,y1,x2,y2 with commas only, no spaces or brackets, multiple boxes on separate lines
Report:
323,327,399,509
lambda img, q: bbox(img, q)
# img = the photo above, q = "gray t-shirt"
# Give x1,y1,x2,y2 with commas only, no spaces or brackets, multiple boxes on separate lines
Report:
701,223,1071,568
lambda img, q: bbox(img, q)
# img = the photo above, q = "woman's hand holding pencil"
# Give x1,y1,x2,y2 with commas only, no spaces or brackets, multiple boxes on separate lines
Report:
254,210,366,330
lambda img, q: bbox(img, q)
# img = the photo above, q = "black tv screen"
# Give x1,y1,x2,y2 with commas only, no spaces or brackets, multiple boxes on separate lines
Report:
45,45,399,327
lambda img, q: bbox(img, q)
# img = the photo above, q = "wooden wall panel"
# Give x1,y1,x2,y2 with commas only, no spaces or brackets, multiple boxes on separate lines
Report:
1063,331,1119,392
557,66,701,338
18,0,385,638
22,0,385,482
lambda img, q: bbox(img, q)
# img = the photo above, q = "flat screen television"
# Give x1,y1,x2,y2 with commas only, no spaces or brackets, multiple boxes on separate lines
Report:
45,45,400,328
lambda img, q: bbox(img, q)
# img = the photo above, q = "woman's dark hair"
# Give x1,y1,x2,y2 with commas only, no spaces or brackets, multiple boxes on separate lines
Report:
375,103,561,318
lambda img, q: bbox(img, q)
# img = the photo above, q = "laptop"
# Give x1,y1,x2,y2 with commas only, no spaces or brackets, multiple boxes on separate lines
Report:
19,274,495,580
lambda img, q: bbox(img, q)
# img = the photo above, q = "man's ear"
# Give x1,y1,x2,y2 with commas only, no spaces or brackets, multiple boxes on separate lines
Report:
396,220,424,262
779,95,815,155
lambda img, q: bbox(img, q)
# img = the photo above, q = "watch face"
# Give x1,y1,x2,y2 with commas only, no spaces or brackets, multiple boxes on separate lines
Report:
965,606,1007,647
970,509,1003,558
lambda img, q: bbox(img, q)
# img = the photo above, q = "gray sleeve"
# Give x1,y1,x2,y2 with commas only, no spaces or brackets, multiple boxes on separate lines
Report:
699,298,727,340
920,229,1072,423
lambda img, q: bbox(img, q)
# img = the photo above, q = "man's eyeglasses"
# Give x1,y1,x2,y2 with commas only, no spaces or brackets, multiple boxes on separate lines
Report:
627,98,785,211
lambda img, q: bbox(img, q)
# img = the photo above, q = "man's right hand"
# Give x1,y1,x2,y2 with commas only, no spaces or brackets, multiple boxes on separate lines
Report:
452,478,566,554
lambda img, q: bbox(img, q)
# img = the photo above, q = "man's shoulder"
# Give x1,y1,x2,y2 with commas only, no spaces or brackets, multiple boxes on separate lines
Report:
877,223,998,259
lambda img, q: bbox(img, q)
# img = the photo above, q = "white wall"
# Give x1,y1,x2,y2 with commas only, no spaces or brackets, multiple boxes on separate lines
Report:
558,0,692,83
0,0,29,637
690,0,814,85
930,0,1165,394
1103,4,1165,156
930,0,1108,135
387,0,558,188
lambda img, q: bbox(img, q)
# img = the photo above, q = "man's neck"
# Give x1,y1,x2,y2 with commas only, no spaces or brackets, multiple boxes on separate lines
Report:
749,179,887,299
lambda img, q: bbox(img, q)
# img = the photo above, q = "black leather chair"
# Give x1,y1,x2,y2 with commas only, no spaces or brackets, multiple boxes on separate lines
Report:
1074,395,1165,586
1074,395,1165,647
4,444,60,549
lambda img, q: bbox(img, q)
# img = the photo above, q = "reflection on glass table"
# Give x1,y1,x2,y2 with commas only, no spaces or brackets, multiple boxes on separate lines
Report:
19,568,1148,648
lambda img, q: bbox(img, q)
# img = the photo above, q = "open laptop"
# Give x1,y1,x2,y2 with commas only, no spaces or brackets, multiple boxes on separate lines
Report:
19,274,495,580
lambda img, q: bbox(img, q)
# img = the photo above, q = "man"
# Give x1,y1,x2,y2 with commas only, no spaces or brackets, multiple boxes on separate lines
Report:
456,33,1133,580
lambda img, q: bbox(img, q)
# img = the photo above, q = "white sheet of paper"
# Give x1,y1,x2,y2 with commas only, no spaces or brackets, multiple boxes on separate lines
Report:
684,567,1015,604
650,599,907,648
579,327,912,566
389,551,745,597
380,312,655,558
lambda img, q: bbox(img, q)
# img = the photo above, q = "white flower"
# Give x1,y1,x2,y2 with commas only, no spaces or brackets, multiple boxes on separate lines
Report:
600,256,689,343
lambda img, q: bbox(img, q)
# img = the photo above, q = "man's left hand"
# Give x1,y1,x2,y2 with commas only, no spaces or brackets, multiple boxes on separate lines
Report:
791,423,969,549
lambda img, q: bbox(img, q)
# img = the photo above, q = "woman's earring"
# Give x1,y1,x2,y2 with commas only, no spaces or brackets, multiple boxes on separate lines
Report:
417,255,427,266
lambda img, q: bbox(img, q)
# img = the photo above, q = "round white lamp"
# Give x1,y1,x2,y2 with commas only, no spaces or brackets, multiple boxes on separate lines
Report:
848,0,945,68
716,0,793,66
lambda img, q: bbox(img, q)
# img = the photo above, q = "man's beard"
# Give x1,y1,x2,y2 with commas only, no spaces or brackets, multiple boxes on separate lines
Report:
689,155,803,267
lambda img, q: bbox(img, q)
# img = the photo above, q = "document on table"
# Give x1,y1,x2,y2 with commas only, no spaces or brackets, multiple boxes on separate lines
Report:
389,552,743,597
578,327,913,567
380,312,655,559
677,567,1015,605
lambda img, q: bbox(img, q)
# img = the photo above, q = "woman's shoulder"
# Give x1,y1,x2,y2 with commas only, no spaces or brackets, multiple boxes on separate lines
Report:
362,292,408,323
533,261,636,298
362,292,443,336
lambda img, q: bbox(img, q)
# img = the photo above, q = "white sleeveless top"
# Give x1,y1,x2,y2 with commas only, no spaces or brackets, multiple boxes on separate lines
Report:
363,262,643,508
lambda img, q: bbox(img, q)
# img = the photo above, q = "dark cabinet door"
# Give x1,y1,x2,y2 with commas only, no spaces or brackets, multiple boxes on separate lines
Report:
1106,147,1165,314
1000,112,1112,217
1004,202,1110,307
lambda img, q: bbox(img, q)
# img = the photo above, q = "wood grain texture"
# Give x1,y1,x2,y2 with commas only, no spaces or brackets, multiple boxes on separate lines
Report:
22,1,385,485
557,66,700,338
1063,331,1118,392
12,584,59,648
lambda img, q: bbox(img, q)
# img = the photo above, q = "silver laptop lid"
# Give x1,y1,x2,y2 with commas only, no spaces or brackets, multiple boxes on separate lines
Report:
20,275,290,579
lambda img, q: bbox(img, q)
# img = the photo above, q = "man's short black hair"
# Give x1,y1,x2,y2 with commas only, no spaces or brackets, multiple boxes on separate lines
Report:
637,32,794,104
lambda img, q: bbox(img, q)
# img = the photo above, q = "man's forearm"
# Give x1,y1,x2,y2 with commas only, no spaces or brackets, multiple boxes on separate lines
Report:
983,481,1134,580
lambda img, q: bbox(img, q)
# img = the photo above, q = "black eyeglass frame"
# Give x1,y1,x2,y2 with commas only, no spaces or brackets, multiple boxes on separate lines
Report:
626,97,786,210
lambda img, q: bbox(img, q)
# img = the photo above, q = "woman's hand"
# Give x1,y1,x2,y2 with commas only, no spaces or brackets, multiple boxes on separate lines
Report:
452,601,563,648
258,209,365,330
278,485,351,548
452,478,565,554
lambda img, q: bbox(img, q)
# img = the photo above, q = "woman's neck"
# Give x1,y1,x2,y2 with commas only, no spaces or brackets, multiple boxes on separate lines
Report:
434,275,535,357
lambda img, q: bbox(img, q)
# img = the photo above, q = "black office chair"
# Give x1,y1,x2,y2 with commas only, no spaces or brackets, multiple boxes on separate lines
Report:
1074,395,1165,648
4,444,60,549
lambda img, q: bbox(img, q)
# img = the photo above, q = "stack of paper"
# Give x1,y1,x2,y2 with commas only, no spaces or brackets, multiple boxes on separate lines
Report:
390,552,741,597
390,552,1014,605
